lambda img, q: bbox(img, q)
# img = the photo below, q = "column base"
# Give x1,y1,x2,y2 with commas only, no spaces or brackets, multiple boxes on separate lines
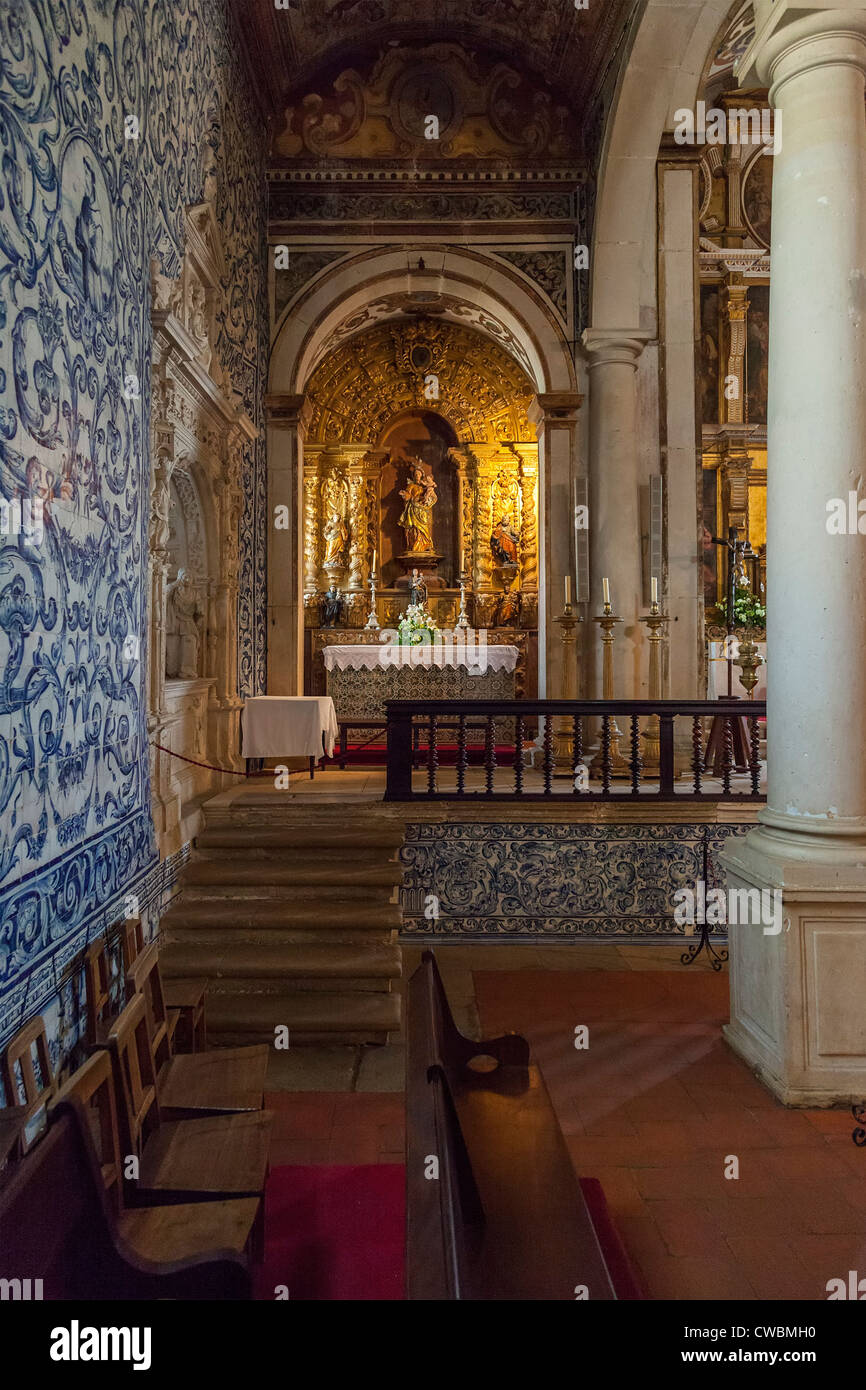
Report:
722,821,866,1106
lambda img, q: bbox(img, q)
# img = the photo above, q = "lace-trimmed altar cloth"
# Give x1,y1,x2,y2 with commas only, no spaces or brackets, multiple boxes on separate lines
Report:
322,644,519,674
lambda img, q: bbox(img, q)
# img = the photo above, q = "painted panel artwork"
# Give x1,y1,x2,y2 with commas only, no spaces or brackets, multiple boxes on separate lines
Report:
747,285,770,425
700,286,721,425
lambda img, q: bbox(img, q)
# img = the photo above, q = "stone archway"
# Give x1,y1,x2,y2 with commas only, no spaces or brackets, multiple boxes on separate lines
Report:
266,246,579,695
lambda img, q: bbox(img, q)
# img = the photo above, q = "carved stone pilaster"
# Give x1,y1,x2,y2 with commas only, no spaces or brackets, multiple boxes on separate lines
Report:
722,275,750,427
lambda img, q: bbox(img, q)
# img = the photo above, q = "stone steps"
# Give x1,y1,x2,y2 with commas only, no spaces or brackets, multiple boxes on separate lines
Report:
203,989,402,1047
181,859,403,889
159,806,406,1045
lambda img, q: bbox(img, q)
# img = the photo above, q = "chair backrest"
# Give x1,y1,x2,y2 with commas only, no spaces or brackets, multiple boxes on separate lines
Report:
84,938,112,1045
1,1017,54,1152
51,1051,123,1213
106,993,159,1157
121,916,144,974
125,941,171,1072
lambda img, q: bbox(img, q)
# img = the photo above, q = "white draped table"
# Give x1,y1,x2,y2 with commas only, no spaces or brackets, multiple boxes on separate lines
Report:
322,643,519,674
241,695,338,760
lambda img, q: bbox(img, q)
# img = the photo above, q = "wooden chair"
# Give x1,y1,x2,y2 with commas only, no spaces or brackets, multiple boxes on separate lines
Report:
105,993,271,1207
121,916,144,973
126,943,267,1117
0,1098,253,1298
1,1017,55,1156
84,938,113,1045
51,1052,261,1270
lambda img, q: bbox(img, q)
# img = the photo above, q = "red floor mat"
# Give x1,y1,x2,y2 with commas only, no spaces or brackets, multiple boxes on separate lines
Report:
254,1164,405,1301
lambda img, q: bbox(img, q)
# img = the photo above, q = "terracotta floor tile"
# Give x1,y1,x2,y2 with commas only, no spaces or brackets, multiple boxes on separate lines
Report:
722,1237,818,1301
761,1145,855,1185
647,1199,732,1259
779,1179,866,1235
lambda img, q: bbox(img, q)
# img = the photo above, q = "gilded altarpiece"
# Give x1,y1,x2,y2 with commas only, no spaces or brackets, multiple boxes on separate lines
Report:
698,97,771,617
300,318,539,710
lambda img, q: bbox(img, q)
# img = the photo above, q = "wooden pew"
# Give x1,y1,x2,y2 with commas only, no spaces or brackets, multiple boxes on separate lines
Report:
406,949,622,1301
105,993,271,1209
0,1098,253,1299
125,943,268,1117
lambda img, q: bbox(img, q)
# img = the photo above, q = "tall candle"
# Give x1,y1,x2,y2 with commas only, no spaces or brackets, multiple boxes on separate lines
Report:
651,576,658,604
602,577,610,606
565,575,571,607
459,549,464,574
372,549,377,573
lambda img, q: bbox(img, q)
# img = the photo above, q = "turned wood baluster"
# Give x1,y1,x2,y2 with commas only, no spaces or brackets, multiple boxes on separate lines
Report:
457,713,467,796
542,715,554,794
572,715,583,792
748,715,761,796
692,715,703,794
514,714,525,796
601,715,612,794
427,715,439,796
630,713,641,794
484,716,496,795
722,715,733,796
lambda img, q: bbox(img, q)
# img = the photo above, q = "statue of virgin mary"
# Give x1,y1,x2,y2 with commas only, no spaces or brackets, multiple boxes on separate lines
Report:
398,458,437,555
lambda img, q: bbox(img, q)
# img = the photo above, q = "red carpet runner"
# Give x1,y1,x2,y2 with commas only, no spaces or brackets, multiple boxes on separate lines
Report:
254,1164,405,1301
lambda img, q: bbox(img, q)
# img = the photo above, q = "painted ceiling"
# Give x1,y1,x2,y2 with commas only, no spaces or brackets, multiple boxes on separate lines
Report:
232,0,638,122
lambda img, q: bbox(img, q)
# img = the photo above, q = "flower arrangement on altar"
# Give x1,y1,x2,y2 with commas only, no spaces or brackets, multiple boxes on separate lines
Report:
397,603,440,646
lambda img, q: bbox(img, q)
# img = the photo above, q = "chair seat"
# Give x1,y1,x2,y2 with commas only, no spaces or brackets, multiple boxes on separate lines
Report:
157,1045,269,1115
139,1110,272,1199
162,978,208,1011
119,1197,259,1262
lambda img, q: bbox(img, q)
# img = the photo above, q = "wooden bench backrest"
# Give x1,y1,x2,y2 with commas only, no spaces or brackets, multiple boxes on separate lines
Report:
0,1104,121,1299
106,992,160,1156
84,939,112,1045
52,1051,123,1213
125,941,170,1070
1,1017,55,1151
121,916,144,974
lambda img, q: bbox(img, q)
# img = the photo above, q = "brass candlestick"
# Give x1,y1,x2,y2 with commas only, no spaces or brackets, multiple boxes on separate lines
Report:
553,601,581,775
639,599,669,770
589,602,631,778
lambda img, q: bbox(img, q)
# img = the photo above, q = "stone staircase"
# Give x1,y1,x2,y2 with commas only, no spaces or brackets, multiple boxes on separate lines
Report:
159,808,406,1045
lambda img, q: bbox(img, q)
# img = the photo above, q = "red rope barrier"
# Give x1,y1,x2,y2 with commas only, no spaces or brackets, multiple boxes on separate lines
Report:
150,743,302,779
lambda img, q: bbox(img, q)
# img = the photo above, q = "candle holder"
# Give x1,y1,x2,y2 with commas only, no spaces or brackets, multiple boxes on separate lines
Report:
734,636,764,698
553,601,581,775
639,598,670,772
363,573,380,632
589,602,631,779
455,570,471,630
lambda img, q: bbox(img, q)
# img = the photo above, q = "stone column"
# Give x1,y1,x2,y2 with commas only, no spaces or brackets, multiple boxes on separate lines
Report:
724,4,866,1103
529,393,582,698
581,333,648,699
266,393,310,694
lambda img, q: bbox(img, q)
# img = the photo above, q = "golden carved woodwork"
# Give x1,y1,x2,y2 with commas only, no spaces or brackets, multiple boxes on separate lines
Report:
272,44,582,164
304,317,535,445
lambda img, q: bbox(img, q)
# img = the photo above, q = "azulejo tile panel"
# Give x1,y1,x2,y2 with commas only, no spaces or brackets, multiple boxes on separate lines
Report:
0,0,267,1032
400,822,751,939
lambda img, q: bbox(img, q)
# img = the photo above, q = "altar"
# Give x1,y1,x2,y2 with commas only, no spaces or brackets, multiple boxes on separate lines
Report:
323,642,519,722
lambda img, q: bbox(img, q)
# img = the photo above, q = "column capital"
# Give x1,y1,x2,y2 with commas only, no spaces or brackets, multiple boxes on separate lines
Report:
265,392,311,431
737,3,866,92
581,329,650,370
527,391,583,431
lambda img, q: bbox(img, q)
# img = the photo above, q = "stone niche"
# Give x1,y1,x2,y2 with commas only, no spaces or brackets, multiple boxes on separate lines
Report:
148,196,256,857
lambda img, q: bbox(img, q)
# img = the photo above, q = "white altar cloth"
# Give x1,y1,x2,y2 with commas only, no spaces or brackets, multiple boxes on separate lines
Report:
322,643,519,674
242,696,338,759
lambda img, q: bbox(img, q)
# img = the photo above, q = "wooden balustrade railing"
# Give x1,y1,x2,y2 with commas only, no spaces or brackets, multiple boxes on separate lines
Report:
384,699,767,802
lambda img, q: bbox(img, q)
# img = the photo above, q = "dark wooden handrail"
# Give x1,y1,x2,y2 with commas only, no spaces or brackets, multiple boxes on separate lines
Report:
385,699,766,801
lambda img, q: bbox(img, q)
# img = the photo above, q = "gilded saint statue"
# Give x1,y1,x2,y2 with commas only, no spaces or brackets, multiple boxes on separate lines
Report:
323,510,350,569
491,514,520,567
398,458,437,555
